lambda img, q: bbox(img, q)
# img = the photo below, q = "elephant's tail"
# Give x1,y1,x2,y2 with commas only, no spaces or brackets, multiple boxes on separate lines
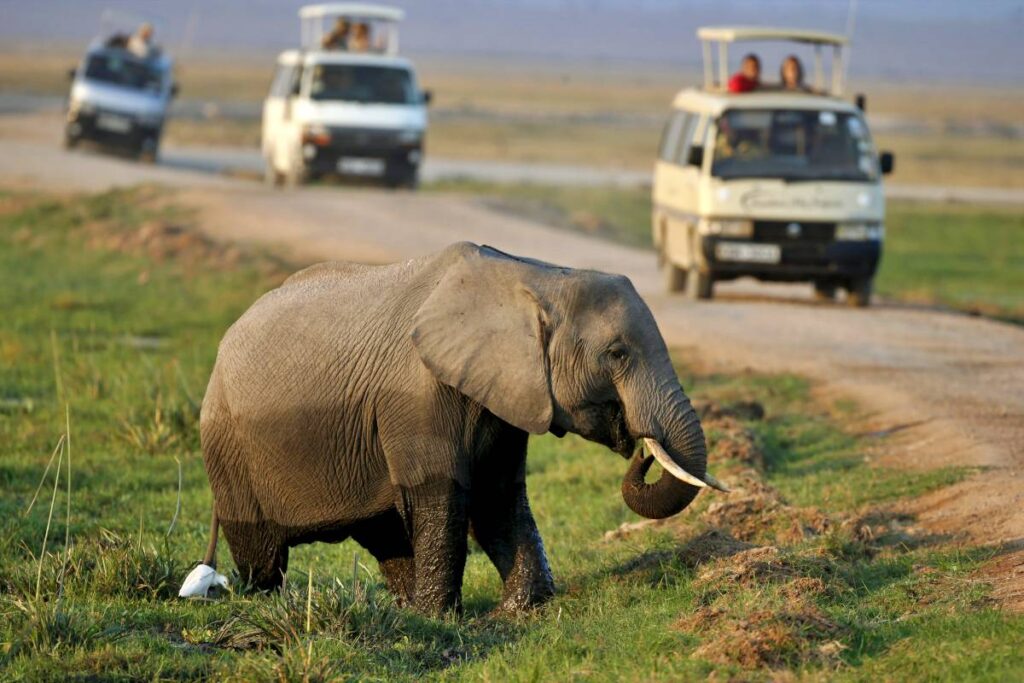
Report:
203,507,220,569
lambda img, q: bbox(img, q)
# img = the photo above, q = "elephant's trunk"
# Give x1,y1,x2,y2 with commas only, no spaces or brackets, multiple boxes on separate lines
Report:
620,391,710,519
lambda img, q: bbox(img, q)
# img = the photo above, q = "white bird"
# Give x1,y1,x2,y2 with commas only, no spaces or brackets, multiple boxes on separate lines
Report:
178,563,229,598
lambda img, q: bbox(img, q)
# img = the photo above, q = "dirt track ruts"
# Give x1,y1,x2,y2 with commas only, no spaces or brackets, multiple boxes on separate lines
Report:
1,113,1022,569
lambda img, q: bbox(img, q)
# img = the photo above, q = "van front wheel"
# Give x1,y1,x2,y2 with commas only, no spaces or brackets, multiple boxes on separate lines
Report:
687,267,714,301
846,277,873,308
661,259,687,293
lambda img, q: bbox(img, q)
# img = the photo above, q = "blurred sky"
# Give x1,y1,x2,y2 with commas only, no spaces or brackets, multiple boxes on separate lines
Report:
2,0,1023,84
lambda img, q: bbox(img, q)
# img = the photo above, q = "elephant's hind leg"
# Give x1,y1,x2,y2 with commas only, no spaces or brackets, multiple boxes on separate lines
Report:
350,509,415,605
203,418,288,592
221,519,289,591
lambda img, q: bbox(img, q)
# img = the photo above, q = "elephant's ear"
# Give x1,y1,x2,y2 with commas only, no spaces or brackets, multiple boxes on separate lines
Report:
412,246,553,434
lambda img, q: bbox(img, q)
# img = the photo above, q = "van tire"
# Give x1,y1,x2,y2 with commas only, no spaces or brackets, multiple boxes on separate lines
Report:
687,268,714,301
661,260,687,293
846,277,873,307
813,281,837,301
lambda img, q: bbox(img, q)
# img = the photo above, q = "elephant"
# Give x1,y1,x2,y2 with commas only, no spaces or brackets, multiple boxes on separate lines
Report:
186,242,722,614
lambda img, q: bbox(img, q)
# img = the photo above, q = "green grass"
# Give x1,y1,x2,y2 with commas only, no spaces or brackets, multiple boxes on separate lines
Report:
426,180,1024,321
1,187,1022,681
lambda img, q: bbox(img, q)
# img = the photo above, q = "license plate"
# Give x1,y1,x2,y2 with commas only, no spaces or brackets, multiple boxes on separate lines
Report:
337,157,385,176
715,242,781,264
96,113,131,133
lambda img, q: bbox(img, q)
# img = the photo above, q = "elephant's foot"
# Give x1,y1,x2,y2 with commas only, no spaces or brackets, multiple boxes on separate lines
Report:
221,519,289,592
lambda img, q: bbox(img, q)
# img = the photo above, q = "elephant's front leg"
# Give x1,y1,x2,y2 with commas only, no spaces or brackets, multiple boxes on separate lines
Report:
399,479,470,614
471,480,556,612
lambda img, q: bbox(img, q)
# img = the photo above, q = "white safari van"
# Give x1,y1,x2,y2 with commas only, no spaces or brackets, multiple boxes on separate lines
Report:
652,27,894,306
262,4,430,188
65,39,176,162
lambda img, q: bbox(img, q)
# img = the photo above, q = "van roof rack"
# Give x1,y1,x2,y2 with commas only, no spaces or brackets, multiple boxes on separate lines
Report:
299,3,404,54
697,25,849,95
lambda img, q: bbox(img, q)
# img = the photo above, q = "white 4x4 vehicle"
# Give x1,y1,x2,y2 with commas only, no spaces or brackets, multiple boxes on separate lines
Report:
262,4,430,188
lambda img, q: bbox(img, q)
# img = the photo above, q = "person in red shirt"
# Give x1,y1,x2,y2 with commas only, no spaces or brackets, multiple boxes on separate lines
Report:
728,53,761,93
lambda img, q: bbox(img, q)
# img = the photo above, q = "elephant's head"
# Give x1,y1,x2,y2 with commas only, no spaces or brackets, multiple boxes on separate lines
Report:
412,243,722,519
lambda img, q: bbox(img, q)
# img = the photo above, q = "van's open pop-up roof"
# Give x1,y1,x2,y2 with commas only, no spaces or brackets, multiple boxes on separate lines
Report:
299,3,405,55
697,26,849,95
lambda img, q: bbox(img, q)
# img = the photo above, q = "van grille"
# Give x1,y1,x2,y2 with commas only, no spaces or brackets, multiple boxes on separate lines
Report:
753,221,835,243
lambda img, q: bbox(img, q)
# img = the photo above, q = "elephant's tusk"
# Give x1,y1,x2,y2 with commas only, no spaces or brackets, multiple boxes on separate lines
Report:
643,438,730,493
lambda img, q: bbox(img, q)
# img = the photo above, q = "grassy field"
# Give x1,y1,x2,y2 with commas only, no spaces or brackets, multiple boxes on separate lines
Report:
2,49,1023,187
426,180,1024,322
2,186,1023,681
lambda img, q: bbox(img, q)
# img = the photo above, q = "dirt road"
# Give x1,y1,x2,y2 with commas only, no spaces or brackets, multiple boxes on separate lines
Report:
2,114,1022,561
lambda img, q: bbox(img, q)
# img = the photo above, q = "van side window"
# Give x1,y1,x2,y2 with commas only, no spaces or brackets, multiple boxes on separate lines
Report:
658,112,686,162
678,114,708,167
289,65,304,97
673,114,697,166
270,64,295,98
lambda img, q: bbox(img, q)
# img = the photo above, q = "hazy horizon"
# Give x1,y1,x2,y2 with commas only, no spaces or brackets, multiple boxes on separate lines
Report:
2,1,1022,85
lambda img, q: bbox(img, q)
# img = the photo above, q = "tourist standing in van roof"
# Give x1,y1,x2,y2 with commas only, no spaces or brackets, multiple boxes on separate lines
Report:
728,53,761,93
322,18,350,50
127,22,156,59
779,55,813,92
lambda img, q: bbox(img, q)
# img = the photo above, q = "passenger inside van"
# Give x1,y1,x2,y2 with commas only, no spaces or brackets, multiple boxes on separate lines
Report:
728,54,761,93
322,18,350,50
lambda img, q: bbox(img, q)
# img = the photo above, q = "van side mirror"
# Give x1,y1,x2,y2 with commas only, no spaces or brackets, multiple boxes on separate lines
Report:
855,93,867,111
421,89,433,105
879,151,894,175
687,145,704,168
67,67,77,81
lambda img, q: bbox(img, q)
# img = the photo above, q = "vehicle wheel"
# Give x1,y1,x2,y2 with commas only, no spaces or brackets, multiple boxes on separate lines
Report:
661,258,687,293
687,267,714,300
137,137,158,164
813,281,837,301
284,164,307,188
846,277,873,308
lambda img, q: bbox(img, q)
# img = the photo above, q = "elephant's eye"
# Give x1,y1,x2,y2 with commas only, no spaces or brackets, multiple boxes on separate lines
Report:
607,346,629,362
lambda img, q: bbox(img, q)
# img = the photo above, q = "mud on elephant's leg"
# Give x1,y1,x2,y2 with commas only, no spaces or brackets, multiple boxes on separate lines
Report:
399,479,470,614
471,481,556,612
350,509,415,605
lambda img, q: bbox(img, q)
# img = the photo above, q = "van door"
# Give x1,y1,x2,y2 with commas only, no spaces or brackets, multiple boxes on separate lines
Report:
263,62,304,173
654,111,706,268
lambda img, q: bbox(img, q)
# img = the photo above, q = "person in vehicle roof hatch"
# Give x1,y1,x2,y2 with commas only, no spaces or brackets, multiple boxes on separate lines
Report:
127,22,156,59
728,53,761,93
349,22,372,52
322,18,350,50
779,55,814,93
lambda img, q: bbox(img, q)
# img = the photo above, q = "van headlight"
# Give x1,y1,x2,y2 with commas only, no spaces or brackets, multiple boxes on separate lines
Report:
699,218,753,237
302,124,331,146
68,98,94,118
836,221,884,241
397,128,422,145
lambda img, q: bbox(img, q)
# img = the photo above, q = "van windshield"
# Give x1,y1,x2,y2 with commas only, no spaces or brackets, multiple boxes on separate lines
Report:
711,109,877,182
308,64,416,105
84,52,163,93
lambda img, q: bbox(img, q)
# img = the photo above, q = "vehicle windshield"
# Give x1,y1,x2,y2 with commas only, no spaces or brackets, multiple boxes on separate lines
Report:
308,64,416,104
711,109,877,182
83,52,163,93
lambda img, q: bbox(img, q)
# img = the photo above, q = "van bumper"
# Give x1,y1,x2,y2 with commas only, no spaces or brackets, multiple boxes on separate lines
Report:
301,128,422,182
701,237,881,283
66,109,162,150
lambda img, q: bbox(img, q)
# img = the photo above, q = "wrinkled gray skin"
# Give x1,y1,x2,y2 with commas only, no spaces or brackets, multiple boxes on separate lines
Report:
200,242,707,614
